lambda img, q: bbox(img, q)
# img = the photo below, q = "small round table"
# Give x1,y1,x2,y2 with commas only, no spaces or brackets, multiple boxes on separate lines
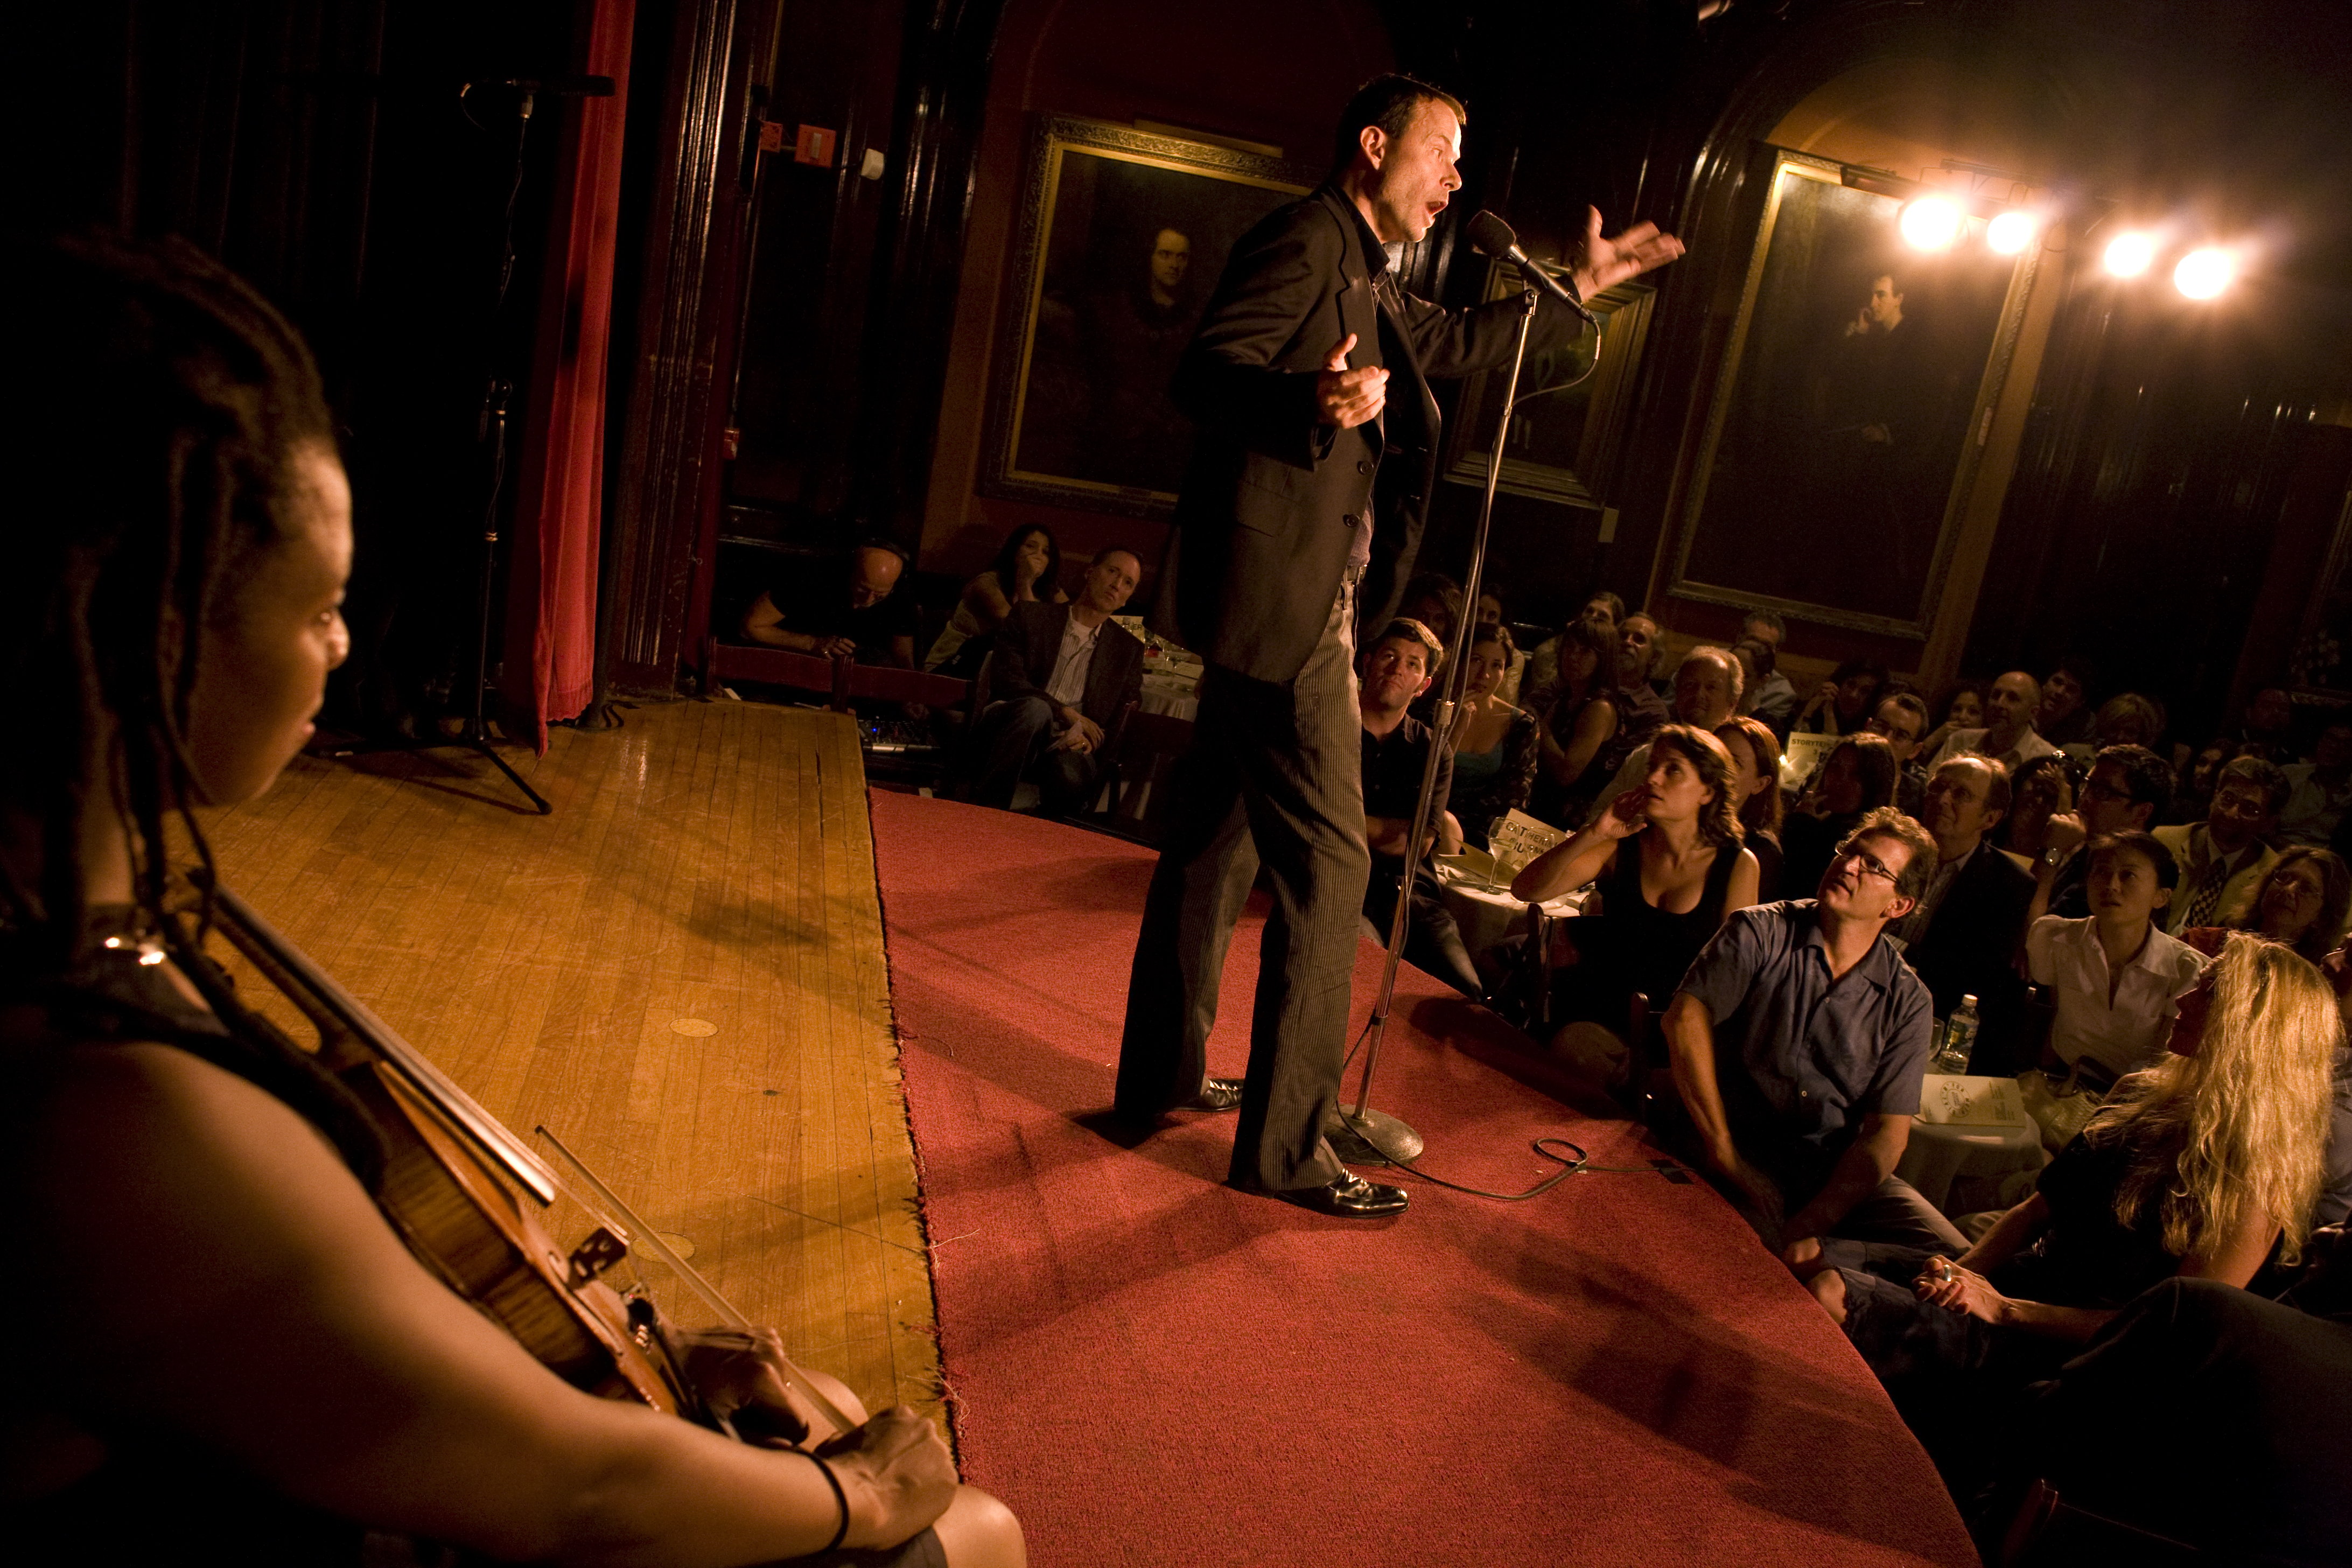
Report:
1897,1075,2047,1216
1431,858,1585,963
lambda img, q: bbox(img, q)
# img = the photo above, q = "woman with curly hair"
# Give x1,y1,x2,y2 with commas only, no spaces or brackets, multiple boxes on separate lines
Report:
0,233,1019,1565
1809,933,2339,1482
1513,725,1759,1068
2183,845,2352,965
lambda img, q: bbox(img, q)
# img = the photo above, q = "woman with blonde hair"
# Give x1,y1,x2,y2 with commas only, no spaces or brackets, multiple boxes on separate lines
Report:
1808,933,2339,1479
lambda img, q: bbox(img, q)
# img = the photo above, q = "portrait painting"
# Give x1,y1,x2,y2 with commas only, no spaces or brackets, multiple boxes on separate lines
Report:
1441,257,1657,509
982,116,1318,519
1665,149,2038,638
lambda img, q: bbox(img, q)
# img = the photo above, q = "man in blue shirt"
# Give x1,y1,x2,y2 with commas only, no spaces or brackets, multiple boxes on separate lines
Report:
1664,806,1968,1276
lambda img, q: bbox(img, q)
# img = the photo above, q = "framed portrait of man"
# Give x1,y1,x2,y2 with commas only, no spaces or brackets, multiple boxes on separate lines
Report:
1663,148,2041,639
1441,257,1657,510
979,116,1319,519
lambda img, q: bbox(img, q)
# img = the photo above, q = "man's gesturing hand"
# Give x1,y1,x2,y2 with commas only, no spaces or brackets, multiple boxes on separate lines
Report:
1568,206,1686,302
1315,332,1387,429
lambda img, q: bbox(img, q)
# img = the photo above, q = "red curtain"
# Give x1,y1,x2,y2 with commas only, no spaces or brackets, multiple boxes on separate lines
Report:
503,0,636,751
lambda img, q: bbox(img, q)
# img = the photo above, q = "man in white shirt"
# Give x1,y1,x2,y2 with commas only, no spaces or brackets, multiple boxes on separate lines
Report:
959,549,1144,815
2026,831,2206,1083
1927,669,2062,775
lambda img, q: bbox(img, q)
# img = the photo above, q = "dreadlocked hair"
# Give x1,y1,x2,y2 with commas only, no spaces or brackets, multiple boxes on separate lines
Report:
2088,933,2340,1268
2,230,332,966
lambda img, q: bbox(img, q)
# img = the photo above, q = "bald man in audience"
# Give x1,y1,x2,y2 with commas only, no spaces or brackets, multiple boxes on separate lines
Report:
1585,645,1744,823
1927,669,2061,775
741,540,919,668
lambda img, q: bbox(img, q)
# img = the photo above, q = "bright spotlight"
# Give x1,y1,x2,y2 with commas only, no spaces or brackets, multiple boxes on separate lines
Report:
1899,197,1962,250
2174,247,2236,299
2104,232,2156,277
1985,210,2036,255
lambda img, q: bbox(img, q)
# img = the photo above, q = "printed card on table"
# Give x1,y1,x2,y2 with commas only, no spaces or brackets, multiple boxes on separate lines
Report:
1488,809,1567,874
1917,1073,2028,1126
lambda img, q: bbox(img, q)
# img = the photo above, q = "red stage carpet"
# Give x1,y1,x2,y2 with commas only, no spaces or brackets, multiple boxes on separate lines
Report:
869,792,1974,1567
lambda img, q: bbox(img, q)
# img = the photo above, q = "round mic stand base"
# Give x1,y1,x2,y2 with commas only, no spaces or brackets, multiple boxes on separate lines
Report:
1325,1105,1423,1167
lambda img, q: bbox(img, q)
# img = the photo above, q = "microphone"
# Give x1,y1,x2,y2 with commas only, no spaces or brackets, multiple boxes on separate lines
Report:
1465,211,1597,327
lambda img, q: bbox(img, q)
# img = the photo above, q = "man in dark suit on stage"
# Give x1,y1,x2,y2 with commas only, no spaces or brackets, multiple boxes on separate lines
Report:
1111,73,1683,1216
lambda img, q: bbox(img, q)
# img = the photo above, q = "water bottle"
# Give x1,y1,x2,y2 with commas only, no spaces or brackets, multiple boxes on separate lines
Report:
1934,994,1980,1075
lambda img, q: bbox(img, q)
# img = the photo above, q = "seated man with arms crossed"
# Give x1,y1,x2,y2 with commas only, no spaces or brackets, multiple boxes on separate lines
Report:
1358,619,1482,997
1663,807,1967,1277
960,548,1144,817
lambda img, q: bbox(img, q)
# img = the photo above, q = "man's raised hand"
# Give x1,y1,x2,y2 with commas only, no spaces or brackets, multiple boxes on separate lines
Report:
1315,332,1387,429
1569,205,1685,302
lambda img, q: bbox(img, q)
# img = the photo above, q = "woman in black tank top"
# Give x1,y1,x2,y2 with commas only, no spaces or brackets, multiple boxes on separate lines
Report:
1,234,1015,1567
1510,725,1760,1060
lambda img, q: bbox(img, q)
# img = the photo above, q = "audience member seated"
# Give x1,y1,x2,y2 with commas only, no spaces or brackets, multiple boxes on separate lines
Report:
2036,656,2097,747
1779,733,1899,901
1583,645,1744,822
1793,657,1887,736
2318,939,2352,1227
1890,755,2034,1062
1527,619,1622,825
2280,717,2352,845
1738,606,1798,729
2180,845,2351,965
1517,590,1621,725
1397,571,1464,658
922,523,1065,673
2155,754,2288,935
1927,669,2061,774
1716,717,1787,901
2024,831,2203,1087
1917,681,1987,762
1513,725,1757,1084
957,549,1143,817
1472,591,1528,705
1357,620,1482,998
2005,1277,2352,1564
740,537,919,667
1989,752,2079,865
1808,936,2339,1492
2084,690,2166,763
2169,735,2234,825
1443,624,1541,850
2230,684,2301,762
1662,808,1968,1264
2027,744,2172,923
1616,612,1671,705
1728,638,1777,726
1861,690,1931,814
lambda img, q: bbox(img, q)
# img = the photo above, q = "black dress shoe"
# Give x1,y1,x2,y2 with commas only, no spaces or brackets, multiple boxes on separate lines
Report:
1178,1076,1244,1112
1270,1172,1409,1217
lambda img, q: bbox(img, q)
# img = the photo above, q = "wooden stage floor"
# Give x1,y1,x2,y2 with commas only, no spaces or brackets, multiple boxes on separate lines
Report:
201,698,944,1425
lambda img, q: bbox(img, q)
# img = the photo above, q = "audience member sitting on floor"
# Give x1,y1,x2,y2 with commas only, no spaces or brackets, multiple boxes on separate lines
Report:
1808,934,2339,1492
2279,717,2352,846
1443,624,1541,850
2155,754,2288,935
2036,656,2098,747
1358,620,1482,998
1584,645,1744,822
741,537,919,668
1928,669,2061,774
1527,619,1622,825
1517,590,1620,718
1663,808,1968,1266
1989,752,2079,864
922,523,1065,674
1779,733,1900,902
1739,605,1799,729
1861,690,1931,814
1890,755,2035,1065
2028,744,2172,924
2180,845,2352,966
1512,724,1758,1085
1716,717,1787,901
2024,831,2204,1086
1793,657,1887,736
957,549,1143,817
1914,679,1987,765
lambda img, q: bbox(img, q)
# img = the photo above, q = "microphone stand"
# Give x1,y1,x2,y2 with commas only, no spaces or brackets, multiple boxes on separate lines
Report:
1328,282,1542,1168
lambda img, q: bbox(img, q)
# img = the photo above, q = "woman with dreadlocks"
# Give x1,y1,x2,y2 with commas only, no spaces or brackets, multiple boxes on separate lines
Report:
0,233,1021,1566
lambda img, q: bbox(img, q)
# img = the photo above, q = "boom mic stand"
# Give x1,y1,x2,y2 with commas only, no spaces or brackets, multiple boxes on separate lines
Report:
1328,281,1542,1168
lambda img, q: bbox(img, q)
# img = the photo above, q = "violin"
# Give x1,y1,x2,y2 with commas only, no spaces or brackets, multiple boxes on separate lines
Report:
181,872,852,1438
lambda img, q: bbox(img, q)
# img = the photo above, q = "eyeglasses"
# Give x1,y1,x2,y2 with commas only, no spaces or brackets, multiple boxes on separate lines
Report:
1834,846,1902,885
1862,717,1919,744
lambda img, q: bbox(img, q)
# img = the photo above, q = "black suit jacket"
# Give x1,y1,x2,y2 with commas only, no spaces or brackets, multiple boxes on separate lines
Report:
989,600,1143,732
1150,185,1582,683
1904,844,2033,1038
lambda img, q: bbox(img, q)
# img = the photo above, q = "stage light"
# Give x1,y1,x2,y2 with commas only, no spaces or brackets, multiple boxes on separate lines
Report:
2174,247,2236,299
2104,232,2156,277
1985,210,2036,255
1899,196,1962,250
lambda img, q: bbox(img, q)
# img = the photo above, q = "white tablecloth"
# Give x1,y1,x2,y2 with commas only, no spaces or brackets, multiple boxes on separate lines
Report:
1431,859,1586,960
1139,677,1198,721
1898,1076,2046,1214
